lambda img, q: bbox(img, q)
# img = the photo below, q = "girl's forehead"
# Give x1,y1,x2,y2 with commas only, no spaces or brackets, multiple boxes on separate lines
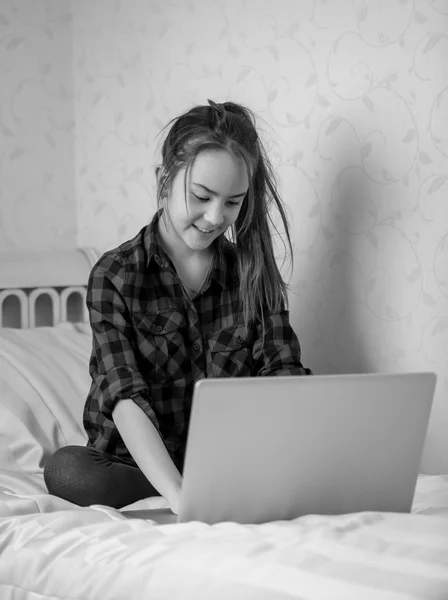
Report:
188,149,252,183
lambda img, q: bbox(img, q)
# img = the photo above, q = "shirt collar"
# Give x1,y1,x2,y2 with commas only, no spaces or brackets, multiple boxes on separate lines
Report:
143,209,230,291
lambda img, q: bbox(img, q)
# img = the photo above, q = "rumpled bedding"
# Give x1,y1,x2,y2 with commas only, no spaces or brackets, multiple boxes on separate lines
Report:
1,324,448,600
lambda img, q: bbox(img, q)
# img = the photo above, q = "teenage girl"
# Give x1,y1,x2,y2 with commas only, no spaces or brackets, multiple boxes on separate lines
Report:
44,100,312,514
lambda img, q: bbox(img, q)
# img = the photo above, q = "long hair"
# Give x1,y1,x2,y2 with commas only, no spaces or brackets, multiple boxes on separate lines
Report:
156,100,293,332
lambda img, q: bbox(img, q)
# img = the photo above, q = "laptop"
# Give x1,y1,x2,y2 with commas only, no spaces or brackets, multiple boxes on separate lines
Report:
123,372,436,525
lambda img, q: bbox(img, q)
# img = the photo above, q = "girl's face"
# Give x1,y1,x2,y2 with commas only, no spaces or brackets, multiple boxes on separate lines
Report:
160,149,249,254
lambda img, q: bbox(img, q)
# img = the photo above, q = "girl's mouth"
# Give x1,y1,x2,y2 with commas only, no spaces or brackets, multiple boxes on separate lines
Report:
193,225,216,234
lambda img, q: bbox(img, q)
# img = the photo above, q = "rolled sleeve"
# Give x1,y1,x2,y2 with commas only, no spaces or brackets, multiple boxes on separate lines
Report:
252,310,312,377
87,256,160,430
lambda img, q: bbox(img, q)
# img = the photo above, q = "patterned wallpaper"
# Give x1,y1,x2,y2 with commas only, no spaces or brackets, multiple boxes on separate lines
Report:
2,0,448,473
0,0,76,251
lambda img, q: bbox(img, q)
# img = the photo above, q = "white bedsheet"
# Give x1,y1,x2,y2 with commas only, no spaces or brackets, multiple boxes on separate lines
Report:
1,324,448,599
1,482,448,600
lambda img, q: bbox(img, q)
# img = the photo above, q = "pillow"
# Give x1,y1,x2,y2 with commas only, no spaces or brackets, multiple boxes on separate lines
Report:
0,323,91,494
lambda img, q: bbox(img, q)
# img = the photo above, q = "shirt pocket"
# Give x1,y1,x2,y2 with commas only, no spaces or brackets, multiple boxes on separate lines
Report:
132,310,186,383
208,324,253,378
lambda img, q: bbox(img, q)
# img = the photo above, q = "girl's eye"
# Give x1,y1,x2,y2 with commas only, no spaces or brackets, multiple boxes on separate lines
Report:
193,193,241,207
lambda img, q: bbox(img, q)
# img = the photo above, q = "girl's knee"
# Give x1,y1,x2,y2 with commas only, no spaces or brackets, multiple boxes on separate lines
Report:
43,445,86,494
45,445,81,471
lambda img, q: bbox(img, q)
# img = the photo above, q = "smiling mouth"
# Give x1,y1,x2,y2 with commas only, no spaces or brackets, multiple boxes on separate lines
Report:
193,225,216,234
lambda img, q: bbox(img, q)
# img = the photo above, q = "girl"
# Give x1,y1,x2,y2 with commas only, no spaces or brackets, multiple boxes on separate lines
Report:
44,100,312,513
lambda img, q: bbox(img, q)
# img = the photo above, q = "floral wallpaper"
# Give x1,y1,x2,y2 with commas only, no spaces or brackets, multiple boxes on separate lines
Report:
0,0,76,251
1,0,448,473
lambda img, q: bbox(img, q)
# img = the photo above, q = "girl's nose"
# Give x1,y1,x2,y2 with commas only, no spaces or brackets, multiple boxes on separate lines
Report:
204,203,225,227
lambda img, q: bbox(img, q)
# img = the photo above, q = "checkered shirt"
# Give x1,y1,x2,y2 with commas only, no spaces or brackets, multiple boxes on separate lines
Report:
83,211,312,471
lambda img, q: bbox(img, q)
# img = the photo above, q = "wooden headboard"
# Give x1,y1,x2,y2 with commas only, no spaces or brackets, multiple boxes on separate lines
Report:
0,248,100,328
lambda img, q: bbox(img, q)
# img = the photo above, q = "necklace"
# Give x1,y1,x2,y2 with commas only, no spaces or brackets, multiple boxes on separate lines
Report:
181,254,214,297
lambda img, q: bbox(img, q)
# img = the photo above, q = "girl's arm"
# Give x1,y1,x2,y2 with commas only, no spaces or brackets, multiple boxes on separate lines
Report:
87,257,161,435
253,309,312,376
112,399,182,514
87,255,181,512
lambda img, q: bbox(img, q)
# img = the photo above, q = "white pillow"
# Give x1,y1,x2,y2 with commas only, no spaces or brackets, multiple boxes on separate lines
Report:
0,323,91,494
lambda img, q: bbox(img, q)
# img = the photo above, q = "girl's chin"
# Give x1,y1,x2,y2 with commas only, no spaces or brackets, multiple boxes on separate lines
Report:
183,228,218,250
185,237,213,250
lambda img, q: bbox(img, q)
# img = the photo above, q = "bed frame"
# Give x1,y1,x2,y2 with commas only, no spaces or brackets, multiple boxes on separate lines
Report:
0,248,100,328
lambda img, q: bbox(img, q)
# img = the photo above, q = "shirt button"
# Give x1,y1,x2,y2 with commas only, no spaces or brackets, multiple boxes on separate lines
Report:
193,343,201,352
237,336,244,345
156,325,162,332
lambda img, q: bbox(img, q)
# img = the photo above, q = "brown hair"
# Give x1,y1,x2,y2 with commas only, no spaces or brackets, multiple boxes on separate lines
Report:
157,100,293,331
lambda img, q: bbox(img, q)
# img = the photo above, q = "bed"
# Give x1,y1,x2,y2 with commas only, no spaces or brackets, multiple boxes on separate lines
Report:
1,249,448,600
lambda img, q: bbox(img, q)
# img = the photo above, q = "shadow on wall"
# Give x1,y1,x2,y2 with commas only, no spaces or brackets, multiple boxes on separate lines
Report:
289,164,377,376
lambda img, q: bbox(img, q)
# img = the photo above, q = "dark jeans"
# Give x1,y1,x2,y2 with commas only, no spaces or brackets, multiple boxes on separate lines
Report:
43,445,160,509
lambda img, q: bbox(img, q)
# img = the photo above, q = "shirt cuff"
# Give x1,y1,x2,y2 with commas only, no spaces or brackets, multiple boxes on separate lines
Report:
97,365,159,429
129,391,160,431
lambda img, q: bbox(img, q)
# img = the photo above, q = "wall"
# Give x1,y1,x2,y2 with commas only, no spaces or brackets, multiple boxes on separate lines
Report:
71,0,448,473
0,0,76,251
1,0,447,473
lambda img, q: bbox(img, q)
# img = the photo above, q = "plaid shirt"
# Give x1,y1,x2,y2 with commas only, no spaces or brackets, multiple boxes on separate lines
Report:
83,211,311,471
